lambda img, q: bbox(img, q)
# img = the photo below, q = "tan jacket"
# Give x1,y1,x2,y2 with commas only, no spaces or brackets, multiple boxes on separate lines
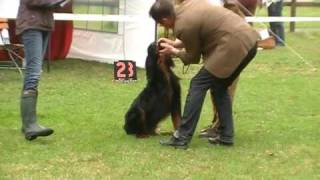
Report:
174,0,260,78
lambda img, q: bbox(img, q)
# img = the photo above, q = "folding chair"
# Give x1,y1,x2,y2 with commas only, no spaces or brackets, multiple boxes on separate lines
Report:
0,18,24,76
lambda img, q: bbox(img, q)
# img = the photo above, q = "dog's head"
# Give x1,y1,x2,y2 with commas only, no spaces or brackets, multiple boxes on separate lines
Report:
146,42,174,69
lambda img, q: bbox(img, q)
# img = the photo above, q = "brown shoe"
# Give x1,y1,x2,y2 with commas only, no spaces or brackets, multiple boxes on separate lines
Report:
199,126,219,138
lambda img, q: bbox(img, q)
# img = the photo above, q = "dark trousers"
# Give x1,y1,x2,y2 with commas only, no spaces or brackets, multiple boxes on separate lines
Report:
177,45,257,142
268,0,285,45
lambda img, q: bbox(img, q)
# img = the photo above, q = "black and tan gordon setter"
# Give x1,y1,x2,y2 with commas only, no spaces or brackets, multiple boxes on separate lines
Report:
124,42,181,138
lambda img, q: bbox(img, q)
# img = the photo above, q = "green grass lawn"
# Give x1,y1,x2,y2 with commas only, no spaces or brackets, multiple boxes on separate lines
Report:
1,29,320,179
255,6,320,29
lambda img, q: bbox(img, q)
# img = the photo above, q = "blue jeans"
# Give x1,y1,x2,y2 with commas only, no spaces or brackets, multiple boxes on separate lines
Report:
268,0,285,45
21,29,50,91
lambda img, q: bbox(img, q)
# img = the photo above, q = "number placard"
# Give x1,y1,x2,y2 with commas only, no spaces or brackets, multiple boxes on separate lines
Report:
114,60,137,81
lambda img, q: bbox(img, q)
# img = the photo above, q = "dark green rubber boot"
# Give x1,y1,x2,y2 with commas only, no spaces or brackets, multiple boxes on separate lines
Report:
21,90,54,141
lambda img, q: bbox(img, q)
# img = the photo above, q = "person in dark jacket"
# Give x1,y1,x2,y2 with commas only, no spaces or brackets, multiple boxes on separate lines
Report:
16,0,68,141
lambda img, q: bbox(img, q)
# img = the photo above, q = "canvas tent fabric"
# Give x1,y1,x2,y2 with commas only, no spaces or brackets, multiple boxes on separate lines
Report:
66,0,156,68
48,3,73,60
0,0,73,60
0,0,19,19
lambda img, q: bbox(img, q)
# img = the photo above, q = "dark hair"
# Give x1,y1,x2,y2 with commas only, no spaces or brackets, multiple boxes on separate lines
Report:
149,0,175,22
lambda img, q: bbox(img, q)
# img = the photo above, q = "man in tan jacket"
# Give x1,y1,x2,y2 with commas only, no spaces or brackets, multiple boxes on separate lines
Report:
150,0,259,149
199,0,255,138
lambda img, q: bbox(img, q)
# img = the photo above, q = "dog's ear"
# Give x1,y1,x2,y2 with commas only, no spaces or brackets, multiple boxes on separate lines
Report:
146,42,159,80
147,42,157,57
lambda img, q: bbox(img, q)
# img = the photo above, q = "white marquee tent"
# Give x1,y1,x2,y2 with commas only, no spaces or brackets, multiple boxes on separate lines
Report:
0,0,156,68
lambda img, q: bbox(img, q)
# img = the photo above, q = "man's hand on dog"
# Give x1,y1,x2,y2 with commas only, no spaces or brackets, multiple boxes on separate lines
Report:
159,43,180,56
157,42,180,64
158,38,184,48
157,38,185,64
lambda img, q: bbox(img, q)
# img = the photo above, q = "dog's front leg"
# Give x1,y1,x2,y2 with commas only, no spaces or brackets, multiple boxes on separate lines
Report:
171,111,181,130
156,112,181,136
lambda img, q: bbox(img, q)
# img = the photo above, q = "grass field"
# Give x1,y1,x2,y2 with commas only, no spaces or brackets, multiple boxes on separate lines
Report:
1,30,320,179
1,6,320,180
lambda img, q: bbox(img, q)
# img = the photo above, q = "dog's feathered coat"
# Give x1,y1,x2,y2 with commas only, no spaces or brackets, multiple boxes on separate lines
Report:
124,42,181,137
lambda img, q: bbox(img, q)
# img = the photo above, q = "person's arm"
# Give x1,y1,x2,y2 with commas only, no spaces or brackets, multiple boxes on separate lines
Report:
158,43,181,56
159,36,201,64
26,0,68,9
175,30,201,65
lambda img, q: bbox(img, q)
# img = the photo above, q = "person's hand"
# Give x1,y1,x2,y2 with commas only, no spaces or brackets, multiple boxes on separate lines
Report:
158,42,179,56
158,38,175,47
157,42,180,64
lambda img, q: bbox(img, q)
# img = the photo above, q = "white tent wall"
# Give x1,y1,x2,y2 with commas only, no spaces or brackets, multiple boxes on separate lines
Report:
0,0,19,19
67,0,156,68
123,0,156,67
